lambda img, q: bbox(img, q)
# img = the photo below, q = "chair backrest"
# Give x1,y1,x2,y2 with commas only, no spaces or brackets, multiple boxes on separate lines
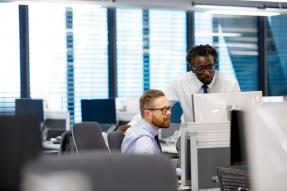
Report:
22,152,178,191
107,131,125,152
0,116,42,191
72,122,109,153
60,130,76,154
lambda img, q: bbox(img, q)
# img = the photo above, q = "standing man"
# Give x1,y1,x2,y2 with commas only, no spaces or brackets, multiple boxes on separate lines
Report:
121,89,171,154
118,44,240,131
165,44,240,122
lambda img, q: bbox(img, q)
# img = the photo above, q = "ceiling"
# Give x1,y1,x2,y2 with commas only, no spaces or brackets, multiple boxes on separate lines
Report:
1,0,287,11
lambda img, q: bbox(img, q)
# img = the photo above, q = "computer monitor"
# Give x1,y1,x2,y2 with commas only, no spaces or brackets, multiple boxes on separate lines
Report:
15,98,44,124
192,91,262,123
43,111,70,140
262,96,284,103
81,98,117,131
116,96,140,124
245,102,287,190
230,110,246,166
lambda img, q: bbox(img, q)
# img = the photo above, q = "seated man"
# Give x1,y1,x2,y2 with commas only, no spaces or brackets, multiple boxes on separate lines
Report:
121,89,171,154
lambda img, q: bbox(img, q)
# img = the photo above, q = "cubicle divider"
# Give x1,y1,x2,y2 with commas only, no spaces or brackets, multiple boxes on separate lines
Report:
180,122,230,190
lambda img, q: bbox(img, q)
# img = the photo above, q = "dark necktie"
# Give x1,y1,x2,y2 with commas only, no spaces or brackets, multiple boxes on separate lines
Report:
202,84,208,93
154,135,162,152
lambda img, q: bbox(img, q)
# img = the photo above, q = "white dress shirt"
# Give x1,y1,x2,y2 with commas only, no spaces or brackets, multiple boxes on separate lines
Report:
121,118,160,154
164,71,241,122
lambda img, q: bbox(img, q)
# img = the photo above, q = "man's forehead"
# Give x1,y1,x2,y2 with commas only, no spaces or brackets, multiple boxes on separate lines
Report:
193,55,214,66
153,96,170,107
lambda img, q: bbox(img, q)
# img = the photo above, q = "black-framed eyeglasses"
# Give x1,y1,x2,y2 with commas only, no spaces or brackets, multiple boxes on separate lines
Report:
147,106,172,115
190,64,215,74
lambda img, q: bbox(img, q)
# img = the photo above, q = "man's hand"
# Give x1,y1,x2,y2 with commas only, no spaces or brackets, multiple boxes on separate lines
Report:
117,124,131,133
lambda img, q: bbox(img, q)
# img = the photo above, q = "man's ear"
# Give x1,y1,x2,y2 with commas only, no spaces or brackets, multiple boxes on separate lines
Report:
143,110,152,121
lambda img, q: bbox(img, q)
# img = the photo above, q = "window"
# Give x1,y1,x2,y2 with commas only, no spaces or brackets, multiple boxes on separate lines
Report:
29,4,67,112
117,9,144,97
0,4,20,115
194,13,259,91
117,9,186,96
30,4,109,123
149,10,186,90
73,6,108,122
267,15,287,96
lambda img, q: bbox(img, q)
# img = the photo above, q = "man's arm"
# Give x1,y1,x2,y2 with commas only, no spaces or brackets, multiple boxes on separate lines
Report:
164,79,180,103
134,136,159,154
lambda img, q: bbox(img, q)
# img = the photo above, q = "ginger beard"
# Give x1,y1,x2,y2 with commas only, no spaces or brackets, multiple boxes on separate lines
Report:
151,114,170,129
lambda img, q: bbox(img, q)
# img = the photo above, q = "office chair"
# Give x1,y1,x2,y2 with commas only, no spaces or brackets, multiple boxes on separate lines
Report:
72,122,109,153
107,131,125,152
22,151,178,191
60,130,76,154
0,116,42,191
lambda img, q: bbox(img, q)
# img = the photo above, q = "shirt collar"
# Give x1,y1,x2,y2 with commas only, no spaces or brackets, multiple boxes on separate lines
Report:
194,71,217,91
139,118,158,137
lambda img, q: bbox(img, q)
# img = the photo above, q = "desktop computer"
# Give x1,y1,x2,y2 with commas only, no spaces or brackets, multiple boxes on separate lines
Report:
245,102,287,191
180,91,262,190
15,98,44,127
81,98,117,132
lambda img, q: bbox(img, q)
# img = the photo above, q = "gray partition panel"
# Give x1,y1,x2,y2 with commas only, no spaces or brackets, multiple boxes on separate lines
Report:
197,147,230,189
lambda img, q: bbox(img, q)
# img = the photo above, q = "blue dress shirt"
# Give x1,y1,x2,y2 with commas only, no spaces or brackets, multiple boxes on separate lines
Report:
121,118,160,154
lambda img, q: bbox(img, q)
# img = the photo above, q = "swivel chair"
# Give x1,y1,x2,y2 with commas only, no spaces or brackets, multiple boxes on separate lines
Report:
72,122,109,153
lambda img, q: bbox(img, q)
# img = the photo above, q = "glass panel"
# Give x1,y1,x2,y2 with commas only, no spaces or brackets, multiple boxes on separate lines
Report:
0,4,20,115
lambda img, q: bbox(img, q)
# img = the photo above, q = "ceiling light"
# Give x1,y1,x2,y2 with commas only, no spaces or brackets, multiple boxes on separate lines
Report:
194,5,281,16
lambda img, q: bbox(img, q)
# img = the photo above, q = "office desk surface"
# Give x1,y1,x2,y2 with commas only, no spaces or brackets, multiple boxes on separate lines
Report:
161,142,177,154
43,141,60,150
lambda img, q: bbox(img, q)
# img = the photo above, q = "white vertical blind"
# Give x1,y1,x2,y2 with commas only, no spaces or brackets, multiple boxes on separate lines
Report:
0,4,20,114
149,10,186,90
73,6,108,122
29,4,67,111
194,12,213,45
116,9,143,97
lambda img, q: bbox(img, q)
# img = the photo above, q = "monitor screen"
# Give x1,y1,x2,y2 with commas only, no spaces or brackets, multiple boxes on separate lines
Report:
192,91,262,123
230,110,246,166
15,99,44,124
245,102,287,190
81,98,116,124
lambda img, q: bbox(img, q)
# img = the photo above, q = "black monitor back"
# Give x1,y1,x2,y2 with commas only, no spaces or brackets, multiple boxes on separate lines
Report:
0,116,42,191
81,98,116,124
230,110,247,166
15,98,44,124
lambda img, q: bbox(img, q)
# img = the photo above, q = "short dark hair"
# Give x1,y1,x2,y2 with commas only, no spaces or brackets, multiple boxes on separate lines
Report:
139,89,165,118
186,44,217,66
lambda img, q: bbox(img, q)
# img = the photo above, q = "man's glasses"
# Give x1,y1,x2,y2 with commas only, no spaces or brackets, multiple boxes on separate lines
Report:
190,64,215,74
147,106,172,115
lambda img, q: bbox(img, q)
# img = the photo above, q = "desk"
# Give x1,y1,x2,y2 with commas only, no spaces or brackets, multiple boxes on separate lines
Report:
161,143,177,154
43,141,60,150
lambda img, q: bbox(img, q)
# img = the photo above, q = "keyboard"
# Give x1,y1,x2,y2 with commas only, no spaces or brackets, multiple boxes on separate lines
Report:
216,167,249,191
